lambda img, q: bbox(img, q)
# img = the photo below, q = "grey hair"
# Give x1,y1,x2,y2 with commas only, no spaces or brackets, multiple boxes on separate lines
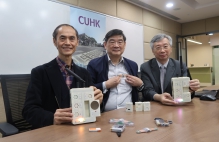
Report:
150,33,172,49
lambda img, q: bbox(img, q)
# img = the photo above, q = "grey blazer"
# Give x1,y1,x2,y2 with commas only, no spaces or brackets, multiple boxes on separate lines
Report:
140,58,194,101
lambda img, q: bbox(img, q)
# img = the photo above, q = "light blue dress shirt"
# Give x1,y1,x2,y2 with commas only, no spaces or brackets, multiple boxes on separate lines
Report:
103,55,132,111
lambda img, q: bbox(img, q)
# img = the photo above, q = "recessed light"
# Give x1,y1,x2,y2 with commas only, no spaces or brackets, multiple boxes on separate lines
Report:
166,3,173,8
0,1,8,10
208,33,213,35
208,42,211,43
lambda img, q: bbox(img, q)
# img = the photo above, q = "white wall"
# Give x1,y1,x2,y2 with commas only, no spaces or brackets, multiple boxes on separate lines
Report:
0,0,69,74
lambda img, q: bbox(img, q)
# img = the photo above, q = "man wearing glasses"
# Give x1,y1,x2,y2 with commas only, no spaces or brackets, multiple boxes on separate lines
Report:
140,33,200,105
87,29,143,112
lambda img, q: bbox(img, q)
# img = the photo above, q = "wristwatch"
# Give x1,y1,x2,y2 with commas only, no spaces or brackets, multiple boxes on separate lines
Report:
137,83,144,91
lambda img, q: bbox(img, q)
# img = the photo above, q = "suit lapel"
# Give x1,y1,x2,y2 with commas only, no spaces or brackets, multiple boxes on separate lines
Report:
124,58,132,75
45,59,65,107
163,59,175,91
103,55,109,80
150,59,161,89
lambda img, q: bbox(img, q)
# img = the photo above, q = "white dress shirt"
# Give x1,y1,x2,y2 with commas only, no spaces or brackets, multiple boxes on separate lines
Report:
103,55,132,111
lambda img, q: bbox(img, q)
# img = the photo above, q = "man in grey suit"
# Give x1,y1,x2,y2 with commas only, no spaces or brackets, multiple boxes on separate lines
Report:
140,33,200,105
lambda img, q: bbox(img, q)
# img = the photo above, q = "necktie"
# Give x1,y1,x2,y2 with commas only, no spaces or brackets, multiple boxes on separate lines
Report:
160,65,166,93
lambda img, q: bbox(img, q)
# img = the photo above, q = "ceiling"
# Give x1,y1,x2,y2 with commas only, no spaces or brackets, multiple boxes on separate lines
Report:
125,0,219,23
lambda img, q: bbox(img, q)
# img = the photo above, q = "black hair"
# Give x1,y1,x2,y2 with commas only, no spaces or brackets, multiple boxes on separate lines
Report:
103,29,126,42
52,24,79,40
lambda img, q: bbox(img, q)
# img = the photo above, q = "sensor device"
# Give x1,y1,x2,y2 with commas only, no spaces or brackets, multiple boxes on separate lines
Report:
143,102,150,111
171,77,191,103
154,118,172,127
111,124,125,133
70,88,101,125
135,102,143,111
125,102,133,112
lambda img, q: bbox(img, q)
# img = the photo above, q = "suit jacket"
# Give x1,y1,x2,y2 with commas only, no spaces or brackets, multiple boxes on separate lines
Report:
140,58,194,101
22,58,93,129
87,54,139,112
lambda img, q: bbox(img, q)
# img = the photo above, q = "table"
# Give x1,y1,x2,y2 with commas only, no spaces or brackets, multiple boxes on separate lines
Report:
1,98,219,142
201,85,219,91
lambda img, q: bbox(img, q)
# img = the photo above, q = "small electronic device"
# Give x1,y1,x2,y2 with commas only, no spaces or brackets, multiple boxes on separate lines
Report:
125,102,133,112
89,128,101,132
111,124,125,133
154,118,172,127
171,77,191,103
70,88,101,125
109,118,134,126
136,127,158,134
143,102,150,111
135,102,143,111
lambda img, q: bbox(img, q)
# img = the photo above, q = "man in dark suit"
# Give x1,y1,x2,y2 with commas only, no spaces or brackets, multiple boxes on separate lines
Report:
87,29,144,112
22,24,103,129
140,33,200,105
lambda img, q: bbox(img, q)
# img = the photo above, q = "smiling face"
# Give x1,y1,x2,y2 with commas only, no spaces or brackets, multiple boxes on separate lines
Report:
104,35,126,58
152,37,172,64
53,26,78,59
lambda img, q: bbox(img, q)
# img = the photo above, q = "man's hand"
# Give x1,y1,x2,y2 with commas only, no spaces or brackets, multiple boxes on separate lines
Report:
105,76,121,89
90,86,103,104
154,93,178,105
54,108,72,125
189,79,200,92
125,75,143,87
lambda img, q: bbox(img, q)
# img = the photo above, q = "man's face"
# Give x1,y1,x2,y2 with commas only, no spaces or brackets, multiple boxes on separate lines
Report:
104,35,126,58
53,26,78,58
152,38,172,62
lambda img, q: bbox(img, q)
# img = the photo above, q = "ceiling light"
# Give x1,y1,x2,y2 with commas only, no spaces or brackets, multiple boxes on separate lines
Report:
187,39,202,44
0,1,8,10
208,42,211,43
208,33,213,35
166,3,173,8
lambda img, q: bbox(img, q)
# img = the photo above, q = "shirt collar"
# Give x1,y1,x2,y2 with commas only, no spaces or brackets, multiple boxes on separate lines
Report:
156,59,169,68
56,56,74,72
107,54,124,64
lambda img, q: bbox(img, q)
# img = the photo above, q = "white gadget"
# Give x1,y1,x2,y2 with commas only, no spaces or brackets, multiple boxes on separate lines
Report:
70,88,101,125
171,77,191,103
143,102,150,111
125,102,133,112
135,102,143,111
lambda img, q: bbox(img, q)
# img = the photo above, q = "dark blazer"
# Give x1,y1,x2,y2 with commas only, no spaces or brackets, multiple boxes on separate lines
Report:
140,58,194,101
87,54,139,112
22,58,93,129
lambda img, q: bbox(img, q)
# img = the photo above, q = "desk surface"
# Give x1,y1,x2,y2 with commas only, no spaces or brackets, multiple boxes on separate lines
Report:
1,98,219,142
201,85,219,91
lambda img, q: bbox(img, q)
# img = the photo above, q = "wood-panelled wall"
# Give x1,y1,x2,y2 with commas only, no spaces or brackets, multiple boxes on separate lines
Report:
182,16,219,36
58,0,182,63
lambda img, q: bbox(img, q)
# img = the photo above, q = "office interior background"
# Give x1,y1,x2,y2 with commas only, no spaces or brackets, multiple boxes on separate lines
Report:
1,0,219,138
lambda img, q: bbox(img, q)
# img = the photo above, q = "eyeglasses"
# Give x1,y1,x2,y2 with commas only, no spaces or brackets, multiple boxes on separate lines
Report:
154,46,170,51
108,40,124,46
